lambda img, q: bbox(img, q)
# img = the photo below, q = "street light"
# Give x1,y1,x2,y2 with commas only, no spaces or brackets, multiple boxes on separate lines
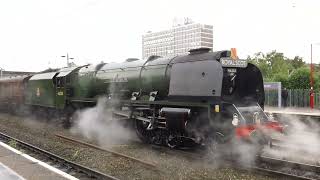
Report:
0,67,4,79
310,43,320,109
61,53,74,67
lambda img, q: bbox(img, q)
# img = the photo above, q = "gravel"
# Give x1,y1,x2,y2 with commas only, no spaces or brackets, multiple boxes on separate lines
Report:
0,113,278,180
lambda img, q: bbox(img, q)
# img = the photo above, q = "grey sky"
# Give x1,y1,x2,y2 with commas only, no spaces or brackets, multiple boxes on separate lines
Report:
0,0,320,71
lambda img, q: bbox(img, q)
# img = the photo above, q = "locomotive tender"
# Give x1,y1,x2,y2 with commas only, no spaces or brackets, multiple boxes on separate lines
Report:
0,48,283,147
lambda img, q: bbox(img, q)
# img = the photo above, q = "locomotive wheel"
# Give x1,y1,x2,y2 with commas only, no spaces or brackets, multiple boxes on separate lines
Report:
167,135,179,148
135,119,153,144
135,119,166,145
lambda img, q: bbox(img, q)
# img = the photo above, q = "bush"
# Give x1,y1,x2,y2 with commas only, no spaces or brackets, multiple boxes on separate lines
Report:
273,73,289,88
287,68,314,89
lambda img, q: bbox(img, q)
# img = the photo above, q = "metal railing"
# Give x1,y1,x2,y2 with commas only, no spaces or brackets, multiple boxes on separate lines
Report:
264,89,320,108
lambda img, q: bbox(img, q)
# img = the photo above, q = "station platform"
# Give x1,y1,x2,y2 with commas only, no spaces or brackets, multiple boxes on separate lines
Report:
265,106,320,117
0,141,77,180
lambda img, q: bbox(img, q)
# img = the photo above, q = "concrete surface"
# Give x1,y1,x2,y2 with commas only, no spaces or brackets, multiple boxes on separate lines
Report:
265,106,320,116
0,142,77,180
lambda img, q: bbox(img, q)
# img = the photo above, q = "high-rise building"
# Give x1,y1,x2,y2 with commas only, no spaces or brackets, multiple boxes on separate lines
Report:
142,22,213,59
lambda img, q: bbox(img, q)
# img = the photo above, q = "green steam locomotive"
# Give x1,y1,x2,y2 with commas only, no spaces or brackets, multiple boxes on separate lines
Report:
0,48,284,147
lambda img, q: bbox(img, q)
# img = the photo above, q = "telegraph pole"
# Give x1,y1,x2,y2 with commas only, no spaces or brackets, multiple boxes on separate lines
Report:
0,67,4,79
61,53,74,67
310,44,314,109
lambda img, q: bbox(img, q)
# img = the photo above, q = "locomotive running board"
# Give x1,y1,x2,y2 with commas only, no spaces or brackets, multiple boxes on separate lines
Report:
112,110,151,123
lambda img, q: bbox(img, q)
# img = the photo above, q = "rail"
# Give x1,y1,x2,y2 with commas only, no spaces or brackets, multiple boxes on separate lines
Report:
255,155,320,180
0,132,118,180
55,133,159,171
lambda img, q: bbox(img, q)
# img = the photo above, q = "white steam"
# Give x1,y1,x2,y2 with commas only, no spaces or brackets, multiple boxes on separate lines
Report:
205,112,320,168
206,140,260,167
70,98,137,147
263,114,320,165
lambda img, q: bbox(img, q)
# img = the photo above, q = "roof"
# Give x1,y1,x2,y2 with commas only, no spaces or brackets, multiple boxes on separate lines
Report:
29,72,57,80
56,66,80,77
79,65,96,74
59,66,78,72
56,71,71,77
78,63,106,74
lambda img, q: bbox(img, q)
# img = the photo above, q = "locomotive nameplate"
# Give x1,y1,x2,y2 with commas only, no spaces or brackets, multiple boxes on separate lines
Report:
220,58,247,68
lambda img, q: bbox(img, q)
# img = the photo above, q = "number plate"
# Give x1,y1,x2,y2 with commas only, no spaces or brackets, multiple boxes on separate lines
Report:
220,58,248,68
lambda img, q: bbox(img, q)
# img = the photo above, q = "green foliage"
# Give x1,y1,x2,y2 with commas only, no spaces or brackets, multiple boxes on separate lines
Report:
287,68,310,89
273,73,289,88
248,52,272,79
248,50,311,89
291,56,305,69
8,140,17,148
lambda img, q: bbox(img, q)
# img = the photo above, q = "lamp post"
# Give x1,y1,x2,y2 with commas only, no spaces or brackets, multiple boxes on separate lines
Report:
310,43,320,109
310,44,314,109
61,53,74,67
0,67,4,79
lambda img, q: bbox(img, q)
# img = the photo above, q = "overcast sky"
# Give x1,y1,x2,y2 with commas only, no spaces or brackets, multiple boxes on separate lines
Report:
0,0,320,71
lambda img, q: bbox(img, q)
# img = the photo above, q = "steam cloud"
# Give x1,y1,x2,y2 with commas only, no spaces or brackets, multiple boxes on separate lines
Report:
263,113,320,165
204,109,320,169
205,138,260,168
70,98,137,147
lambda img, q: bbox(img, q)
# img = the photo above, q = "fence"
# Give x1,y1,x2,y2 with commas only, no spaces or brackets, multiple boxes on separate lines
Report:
264,89,320,108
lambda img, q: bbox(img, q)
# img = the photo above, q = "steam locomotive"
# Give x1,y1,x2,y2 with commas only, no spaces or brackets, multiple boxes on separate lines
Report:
0,48,283,147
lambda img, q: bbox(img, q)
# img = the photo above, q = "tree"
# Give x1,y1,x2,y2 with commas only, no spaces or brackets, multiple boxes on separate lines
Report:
248,50,294,82
273,73,289,88
287,68,311,89
264,51,293,77
290,56,305,69
247,50,314,89
247,52,272,80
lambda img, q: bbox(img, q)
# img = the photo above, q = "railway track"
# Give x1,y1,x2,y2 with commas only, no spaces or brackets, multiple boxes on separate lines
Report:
57,133,209,162
55,133,160,172
270,137,320,152
56,133,320,180
130,139,320,180
255,155,320,180
113,136,320,180
0,132,118,180
150,143,320,180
